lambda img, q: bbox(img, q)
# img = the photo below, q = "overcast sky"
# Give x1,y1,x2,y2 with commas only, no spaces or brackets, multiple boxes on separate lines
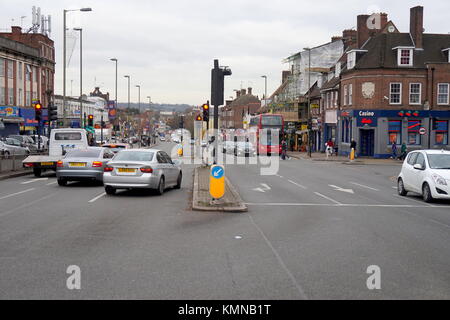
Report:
1,0,449,105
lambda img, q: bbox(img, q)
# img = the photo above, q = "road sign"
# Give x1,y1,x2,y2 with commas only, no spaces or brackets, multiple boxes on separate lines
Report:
419,127,426,135
210,165,225,199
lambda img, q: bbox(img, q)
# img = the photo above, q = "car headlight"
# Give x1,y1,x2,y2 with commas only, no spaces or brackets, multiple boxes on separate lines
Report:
432,174,448,186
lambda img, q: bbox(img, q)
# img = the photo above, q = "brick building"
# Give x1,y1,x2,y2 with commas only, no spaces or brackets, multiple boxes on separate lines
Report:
339,6,450,158
0,26,55,136
221,88,260,130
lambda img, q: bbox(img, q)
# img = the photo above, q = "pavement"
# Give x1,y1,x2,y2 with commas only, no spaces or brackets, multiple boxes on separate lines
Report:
287,151,403,165
0,168,32,181
0,142,449,299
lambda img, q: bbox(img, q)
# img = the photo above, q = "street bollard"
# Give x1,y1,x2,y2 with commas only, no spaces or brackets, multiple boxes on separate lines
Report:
350,148,355,162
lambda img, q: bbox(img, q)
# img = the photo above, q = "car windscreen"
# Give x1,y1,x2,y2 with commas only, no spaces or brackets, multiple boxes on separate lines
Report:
427,154,450,169
113,151,154,162
66,149,102,158
55,132,82,141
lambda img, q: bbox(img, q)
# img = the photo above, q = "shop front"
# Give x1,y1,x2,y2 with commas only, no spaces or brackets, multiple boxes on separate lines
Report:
324,110,338,151
339,110,450,158
0,106,24,137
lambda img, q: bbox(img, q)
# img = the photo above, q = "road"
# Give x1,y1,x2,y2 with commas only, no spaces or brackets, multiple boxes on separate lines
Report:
0,142,449,299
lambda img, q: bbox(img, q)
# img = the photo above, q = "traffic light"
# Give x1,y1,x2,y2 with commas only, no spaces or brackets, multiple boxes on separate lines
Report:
179,116,184,129
196,115,202,121
211,61,232,106
202,103,210,122
88,114,94,127
34,103,42,121
48,103,58,121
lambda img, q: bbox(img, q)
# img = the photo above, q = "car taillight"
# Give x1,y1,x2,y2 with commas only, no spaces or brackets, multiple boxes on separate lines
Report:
140,166,153,173
92,161,103,167
57,161,63,167
104,166,113,172
24,163,34,168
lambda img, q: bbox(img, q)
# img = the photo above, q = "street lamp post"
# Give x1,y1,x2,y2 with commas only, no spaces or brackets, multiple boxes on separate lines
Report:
110,58,118,137
261,75,267,106
135,85,141,110
73,28,83,127
63,7,92,128
124,75,130,110
304,47,312,158
147,96,151,109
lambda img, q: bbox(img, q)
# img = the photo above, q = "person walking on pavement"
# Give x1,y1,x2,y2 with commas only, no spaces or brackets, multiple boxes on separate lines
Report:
325,139,334,157
281,138,288,160
399,142,407,160
350,139,357,158
391,141,398,159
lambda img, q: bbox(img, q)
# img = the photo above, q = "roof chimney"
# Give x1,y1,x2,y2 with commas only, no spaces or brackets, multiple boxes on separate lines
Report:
236,90,241,98
342,29,357,50
410,6,424,49
241,88,246,96
247,87,252,95
11,26,22,35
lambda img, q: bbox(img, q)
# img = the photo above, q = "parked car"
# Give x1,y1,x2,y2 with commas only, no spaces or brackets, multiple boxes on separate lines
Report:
0,138,30,157
398,149,450,202
56,147,115,186
8,135,37,152
103,149,182,195
234,141,256,157
29,135,49,152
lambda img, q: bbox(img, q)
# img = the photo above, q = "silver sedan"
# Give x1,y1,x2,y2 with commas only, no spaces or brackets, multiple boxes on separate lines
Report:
56,147,115,186
103,149,182,195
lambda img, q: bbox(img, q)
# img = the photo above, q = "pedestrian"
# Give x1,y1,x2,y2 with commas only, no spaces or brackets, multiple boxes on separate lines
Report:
399,142,407,160
391,141,397,159
350,139,357,158
281,139,288,160
325,139,334,157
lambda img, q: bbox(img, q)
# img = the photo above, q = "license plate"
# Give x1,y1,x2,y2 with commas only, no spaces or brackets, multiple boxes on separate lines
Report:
41,162,54,166
118,168,136,173
69,162,86,167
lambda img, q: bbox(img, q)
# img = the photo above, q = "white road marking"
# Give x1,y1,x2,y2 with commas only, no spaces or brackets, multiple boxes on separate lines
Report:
245,202,440,208
350,182,379,191
392,194,435,207
247,213,308,300
0,188,35,201
0,193,55,218
328,185,354,194
314,192,343,205
392,186,397,189
21,178,49,185
88,192,106,203
46,181,57,186
288,180,307,189
261,183,271,191
252,188,266,193
276,174,284,178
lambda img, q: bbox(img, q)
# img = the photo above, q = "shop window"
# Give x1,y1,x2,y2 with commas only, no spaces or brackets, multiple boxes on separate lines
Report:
388,120,401,144
435,120,448,145
408,120,421,145
341,118,351,143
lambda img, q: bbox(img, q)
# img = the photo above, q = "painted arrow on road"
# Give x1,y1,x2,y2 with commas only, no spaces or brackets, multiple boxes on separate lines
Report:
328,184,354,194
253,183,271,193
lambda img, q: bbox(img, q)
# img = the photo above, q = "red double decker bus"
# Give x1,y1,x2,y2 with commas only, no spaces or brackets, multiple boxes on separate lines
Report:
248,114,284,155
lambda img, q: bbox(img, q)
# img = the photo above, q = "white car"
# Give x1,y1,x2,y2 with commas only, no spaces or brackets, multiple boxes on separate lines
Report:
398,149,450,202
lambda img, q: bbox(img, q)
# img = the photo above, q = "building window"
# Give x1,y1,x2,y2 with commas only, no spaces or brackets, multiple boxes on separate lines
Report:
25,64,31,81
388,120,402,144
26,91,31,106
390,83,402,104
0,86,5,104
0,58,4,76
409,83,421,105
437,83,449,105
18,62,23,80
347,51,356,69
18,88,23,106
348,84,353,105
435,120,448,145
34,67,38,82
8,88,14,105
344,85,348,106
341,118,351,143
7,60,14,79
398,49,413,66
408,120,421,145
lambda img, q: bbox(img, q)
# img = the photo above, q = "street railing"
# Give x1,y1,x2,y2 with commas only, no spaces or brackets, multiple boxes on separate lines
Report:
0,153,28,173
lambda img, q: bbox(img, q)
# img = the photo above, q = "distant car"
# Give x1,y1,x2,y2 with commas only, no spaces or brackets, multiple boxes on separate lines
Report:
190,138,195,145
0,139,30,157
398,149,450,202
8,135,37,152
101,143,129,154
234,141,256,157
29,135,49,152
160,136,166,142
103,149,182,195
56,147,115,186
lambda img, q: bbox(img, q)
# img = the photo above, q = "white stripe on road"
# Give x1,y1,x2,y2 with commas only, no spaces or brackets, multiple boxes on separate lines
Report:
245,202,440,208
288,180,307,189
0,188,35,201
20,178,48,185
46,181,57,186
349,182,379,191
0,193,55,218
314,192,343,205
392,194,435,207
88,192,106,203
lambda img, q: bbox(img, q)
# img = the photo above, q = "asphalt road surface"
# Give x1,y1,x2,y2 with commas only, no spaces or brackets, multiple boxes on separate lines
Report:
0,142,449,299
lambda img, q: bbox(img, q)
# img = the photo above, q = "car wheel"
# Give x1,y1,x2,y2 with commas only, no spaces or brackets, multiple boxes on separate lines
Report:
397,178,407,196
422,183,434,203
156,176,165,195
33,168,42,177
105,186,116,195
57,178,67,186
175,172,182,189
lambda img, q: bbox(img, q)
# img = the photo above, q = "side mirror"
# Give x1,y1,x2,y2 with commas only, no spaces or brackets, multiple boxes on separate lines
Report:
413,163,424,170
